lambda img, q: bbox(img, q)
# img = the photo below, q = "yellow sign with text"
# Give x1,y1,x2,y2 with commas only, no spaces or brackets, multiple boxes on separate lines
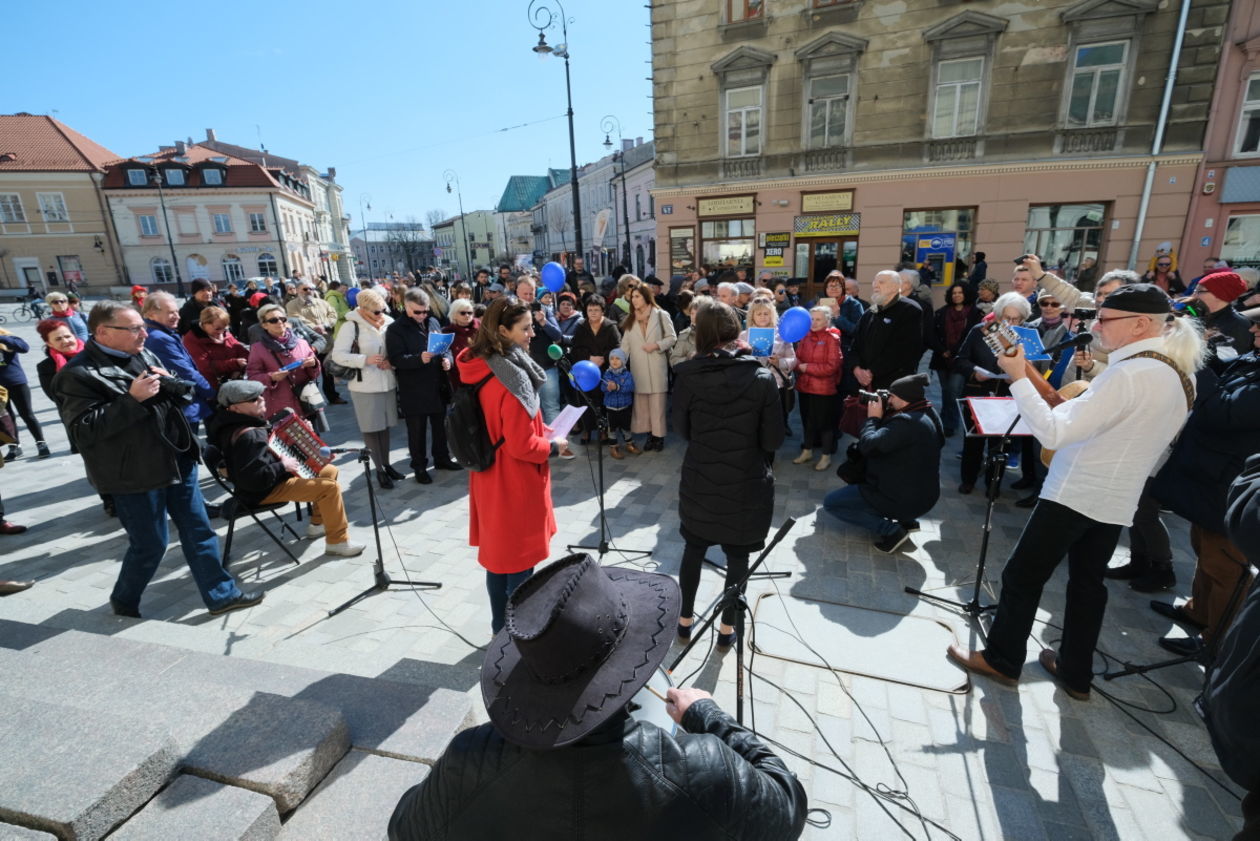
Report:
801,191,854,213
794,213,861,238
698,195,755,217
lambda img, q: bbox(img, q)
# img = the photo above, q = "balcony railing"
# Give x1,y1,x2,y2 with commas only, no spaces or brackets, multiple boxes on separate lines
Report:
1057,127,1119,155
924,137,977,163
722,157,764,179
800,147,848,174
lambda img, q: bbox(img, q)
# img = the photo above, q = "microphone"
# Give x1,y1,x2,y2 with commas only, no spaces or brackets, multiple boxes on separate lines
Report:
318,446,358,458
1044,332,1093,356
547,343,574,372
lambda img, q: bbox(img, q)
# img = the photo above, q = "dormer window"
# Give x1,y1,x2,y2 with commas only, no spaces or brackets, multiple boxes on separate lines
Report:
203,168,224,186
164,169,185,186
127,169,149,186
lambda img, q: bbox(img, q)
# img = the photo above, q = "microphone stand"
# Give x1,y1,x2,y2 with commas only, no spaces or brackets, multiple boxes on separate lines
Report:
329,447,441,617
668,518,796,725
552,355,652,563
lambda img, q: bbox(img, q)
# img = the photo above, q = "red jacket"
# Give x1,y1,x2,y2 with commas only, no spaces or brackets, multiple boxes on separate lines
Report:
794,327,842,396
457,349,557,574
182,327,249,389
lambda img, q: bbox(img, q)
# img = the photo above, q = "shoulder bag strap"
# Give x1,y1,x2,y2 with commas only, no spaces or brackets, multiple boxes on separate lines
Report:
1125,350,1194,411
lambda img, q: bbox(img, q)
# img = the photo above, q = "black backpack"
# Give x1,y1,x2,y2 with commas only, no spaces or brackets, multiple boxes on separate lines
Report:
444,372,504,471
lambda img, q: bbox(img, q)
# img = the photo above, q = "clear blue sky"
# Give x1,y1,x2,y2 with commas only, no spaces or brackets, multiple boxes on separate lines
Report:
10,0,654,226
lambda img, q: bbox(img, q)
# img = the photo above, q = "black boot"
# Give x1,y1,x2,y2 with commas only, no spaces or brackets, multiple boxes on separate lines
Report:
1104,555,1150,580
376,469,395,489
1130,562,1176,593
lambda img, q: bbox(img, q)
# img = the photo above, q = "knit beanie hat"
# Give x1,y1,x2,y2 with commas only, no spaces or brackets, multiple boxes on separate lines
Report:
1198,271,1248,303
889,373,928,404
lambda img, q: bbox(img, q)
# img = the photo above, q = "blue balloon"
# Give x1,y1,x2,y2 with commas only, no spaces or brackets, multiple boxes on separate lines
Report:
778,306,811,343
571,360,602,392
541,261,567,294
346,287,359,307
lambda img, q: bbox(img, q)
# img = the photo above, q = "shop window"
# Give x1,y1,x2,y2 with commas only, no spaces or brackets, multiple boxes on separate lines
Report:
1222,215,1260,268
701,218,755,273
901,208,975,286
1023,203,1106,283
1236,74,1260,157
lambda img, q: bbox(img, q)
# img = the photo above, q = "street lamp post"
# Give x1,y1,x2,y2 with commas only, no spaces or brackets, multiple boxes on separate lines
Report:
529,0,582,271
359,193,371,281
602,115,633,273
444,170,473,282
151,170,184,297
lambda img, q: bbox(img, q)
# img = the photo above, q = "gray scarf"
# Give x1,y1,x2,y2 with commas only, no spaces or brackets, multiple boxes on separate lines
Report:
487,344,546,418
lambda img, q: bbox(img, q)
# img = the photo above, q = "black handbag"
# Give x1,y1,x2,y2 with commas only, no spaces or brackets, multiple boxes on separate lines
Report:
835,442,867,485
324,321,362,382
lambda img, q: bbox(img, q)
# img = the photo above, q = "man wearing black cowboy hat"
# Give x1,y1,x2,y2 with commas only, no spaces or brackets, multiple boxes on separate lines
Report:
388,553,808,841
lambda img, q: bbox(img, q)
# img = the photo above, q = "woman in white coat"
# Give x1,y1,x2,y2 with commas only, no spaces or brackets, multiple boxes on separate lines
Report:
331,288,402,488
619,281,677,451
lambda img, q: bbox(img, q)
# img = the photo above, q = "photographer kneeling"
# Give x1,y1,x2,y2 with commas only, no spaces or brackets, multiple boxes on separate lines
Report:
822,373,944,553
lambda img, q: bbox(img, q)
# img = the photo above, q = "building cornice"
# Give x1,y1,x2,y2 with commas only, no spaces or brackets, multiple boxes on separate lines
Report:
649,154,1204,198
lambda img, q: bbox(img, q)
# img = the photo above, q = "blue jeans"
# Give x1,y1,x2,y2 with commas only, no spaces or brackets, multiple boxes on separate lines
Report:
111,455,241,611
937,370,965,433
822,484,901,538
540,367,561,425
487,568,535,633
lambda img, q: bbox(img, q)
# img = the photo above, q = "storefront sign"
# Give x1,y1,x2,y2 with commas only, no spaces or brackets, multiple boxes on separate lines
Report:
794,213,861,238
762,231,791,267
669,227,696,277
660,204,673,215
698,195,755,217
801,191,854,213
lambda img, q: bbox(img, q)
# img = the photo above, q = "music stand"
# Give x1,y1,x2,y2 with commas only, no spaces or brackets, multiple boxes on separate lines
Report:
904,397,1028,631
329,448,441,617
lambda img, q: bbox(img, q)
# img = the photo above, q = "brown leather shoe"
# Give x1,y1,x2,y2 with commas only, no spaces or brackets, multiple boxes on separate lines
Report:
947,644,1018,686
625,441,641,455
610,445,624,460
1038,648,1090,700
0,579,35,595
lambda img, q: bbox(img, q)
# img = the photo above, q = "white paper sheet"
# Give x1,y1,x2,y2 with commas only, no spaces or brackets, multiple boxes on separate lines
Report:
964,397,1033,436
543,404,587,442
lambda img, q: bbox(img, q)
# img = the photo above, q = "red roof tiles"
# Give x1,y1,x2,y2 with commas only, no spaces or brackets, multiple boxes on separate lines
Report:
0,114,123,172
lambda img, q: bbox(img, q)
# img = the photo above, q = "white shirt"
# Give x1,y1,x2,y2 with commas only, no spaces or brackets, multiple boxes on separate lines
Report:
1010,336,1191,526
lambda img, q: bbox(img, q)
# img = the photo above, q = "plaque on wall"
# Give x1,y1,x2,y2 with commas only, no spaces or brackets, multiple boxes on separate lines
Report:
801,191,854,213
698,195,755,217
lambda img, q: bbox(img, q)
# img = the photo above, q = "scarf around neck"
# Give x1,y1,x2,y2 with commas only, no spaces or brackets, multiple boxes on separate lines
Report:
486,344,546,418
48,338,85,371
261,328,299,354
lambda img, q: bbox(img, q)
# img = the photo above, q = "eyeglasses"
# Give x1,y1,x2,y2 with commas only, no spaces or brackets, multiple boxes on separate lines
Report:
263,316,288,324
368,309,385,315
1039,300,1062,308
1156,263,1171,268
1095,315,1144,324
103,324,147,335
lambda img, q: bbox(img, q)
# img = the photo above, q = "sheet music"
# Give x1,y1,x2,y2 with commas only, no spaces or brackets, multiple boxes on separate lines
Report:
964,397,1033,436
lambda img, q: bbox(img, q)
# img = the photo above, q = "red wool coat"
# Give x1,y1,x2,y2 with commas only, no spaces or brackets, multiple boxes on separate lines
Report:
794,327,842,396
457,349,557,574
182,328,249,389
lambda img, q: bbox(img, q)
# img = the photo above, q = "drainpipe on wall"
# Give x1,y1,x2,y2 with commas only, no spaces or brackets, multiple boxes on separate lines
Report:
269,192,291,278
1127,0,1193,269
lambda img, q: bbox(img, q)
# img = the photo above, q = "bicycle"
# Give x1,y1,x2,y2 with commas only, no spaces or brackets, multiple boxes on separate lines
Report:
12,299,47,322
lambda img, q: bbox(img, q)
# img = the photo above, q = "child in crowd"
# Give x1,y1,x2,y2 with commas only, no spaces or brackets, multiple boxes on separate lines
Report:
601,348,636,458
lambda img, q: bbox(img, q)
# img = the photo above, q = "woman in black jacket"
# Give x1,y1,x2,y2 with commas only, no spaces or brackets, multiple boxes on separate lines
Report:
929,282,982,437
569,295,622,444
672,299,785,648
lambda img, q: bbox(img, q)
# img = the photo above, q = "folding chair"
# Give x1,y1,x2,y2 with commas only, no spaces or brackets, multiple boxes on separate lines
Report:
203,444,301,567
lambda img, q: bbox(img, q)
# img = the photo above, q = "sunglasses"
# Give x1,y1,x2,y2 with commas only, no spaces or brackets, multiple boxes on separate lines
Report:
263,316,288,324
1039,300,1062,307
1156,263,1171,268
368,309,385,315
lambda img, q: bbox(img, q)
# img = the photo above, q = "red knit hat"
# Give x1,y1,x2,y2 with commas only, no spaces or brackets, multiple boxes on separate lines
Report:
130,285,146,295
1198,271,1248,303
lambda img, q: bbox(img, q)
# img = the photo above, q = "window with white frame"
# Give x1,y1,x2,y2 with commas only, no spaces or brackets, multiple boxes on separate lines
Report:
933,57,983,138
202,168,224,185
1235,73,1260,157
139,214,159,236
127,169,149,186
0,193,26,223
213,213,232,234
258,253,278,275
164,169,185,186
1066,41,1128,128
222,255,244,283
809,74,850,148
725,86,763,157
151,257,173,284
249,212,267,232
38,193,69,222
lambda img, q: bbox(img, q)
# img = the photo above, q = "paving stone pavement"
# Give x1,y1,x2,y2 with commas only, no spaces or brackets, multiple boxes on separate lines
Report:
0,313,1245,840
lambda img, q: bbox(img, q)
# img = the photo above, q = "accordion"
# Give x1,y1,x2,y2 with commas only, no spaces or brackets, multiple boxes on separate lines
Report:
269,409,333,479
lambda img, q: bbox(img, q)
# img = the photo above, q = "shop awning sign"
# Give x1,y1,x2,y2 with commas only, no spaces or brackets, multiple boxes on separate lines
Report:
794,212,860,237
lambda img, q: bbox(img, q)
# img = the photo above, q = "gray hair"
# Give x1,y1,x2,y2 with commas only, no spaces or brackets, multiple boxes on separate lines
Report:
141,291,175,315
403,287,430,307
717,282,738,296
1163,313,1206,374
898,269,921,289
1097,269,1141,289
993,291,1032,321
256,303,285,323
88,300,136,333
449,298,474,317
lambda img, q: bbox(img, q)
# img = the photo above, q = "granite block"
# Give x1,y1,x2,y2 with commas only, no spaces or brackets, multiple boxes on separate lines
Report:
107,775,279,841
278,751,426,841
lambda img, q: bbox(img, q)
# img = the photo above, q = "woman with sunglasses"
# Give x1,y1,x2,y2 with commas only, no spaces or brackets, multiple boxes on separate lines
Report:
246,303,320,430
331,288,402,488
44,292,88,342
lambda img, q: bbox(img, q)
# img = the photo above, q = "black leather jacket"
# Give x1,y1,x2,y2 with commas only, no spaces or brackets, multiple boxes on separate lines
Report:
387,699,808,841
52,340,195,494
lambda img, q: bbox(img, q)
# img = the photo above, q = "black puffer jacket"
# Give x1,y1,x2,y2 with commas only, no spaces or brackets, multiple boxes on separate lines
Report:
52,340,196,494
672,352,785,547
385,315,451,417
849,296,924,389
205,410,288,507
858,404,944,521
387,701,808,841
1151,351,1260,533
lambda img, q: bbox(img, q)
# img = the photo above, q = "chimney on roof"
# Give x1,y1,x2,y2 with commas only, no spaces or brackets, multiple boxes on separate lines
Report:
622,139,633,152
175,141,186,155
206,128,217,142
636,137,643,146
327,167,336,180
186,136,193,145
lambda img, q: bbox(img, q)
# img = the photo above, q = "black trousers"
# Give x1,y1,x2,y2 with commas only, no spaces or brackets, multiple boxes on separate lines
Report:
798,392,836,454
982,499,1122,693
5,383,44,443
405,413,449,470
679,538,751,627
1128,478,1172,567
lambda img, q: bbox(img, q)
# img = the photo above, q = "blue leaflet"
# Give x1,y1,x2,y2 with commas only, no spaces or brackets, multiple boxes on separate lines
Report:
1011,325,1050,361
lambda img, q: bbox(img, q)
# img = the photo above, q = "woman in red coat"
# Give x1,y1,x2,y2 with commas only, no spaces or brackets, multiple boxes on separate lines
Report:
182,306,249,389
793,306,842,472
456,296,565,633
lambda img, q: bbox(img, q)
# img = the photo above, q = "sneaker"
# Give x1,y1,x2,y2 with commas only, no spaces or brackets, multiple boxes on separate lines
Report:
326,541,366,557
207,589,265,616
815,454,831,471
874,527,911,554
36,441,51,459
6,445,22,460
305,522,325,539
793,449,813,465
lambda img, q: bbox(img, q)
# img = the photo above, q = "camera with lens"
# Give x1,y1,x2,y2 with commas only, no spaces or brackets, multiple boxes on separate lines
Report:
1013,254,1042,265
529,301,544,313
1071,307,1097,321
150,369,195,404
857,388,890,408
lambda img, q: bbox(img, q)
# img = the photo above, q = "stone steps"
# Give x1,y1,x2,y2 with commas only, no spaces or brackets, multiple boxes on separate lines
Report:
0,620,474,840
